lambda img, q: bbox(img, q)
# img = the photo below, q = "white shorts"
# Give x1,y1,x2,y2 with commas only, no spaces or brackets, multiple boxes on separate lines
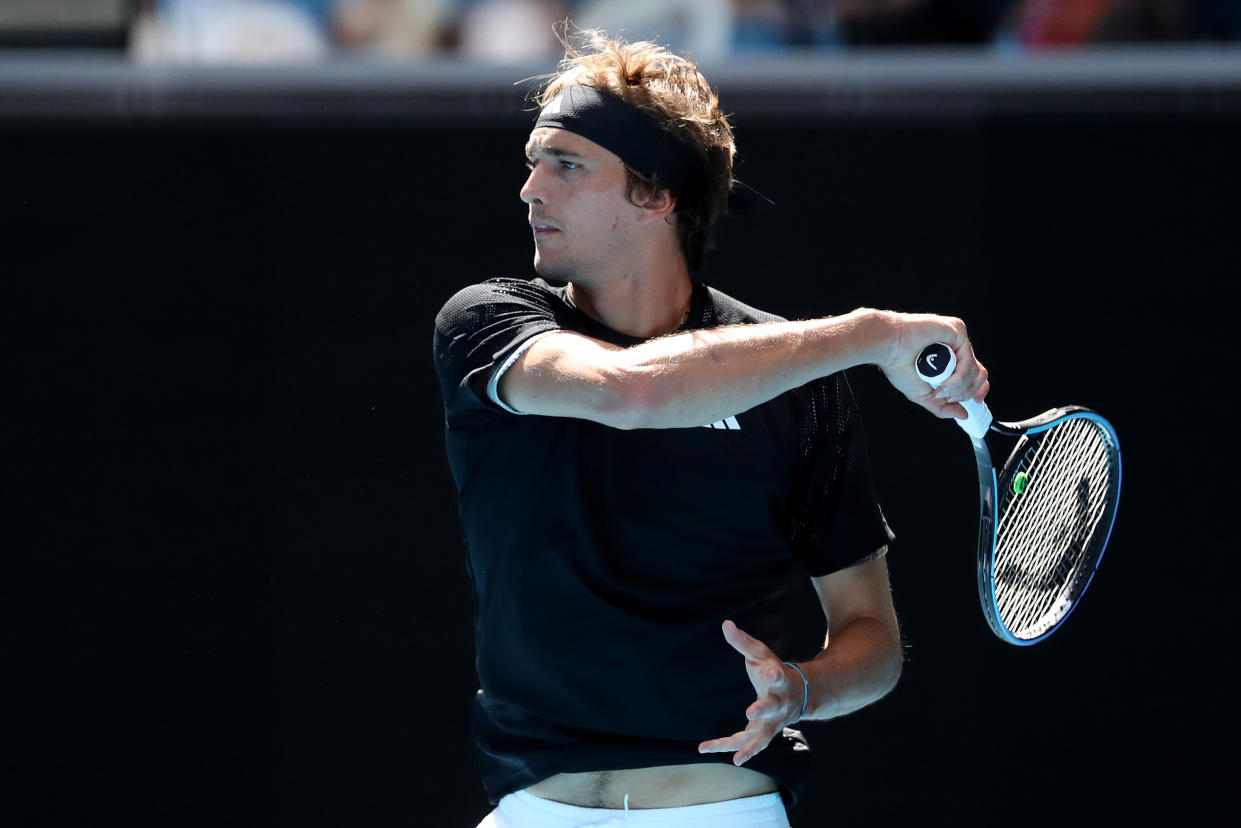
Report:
476,790,790,828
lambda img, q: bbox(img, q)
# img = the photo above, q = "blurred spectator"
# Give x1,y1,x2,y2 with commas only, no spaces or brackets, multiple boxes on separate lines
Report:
455,0,571,63
724,0,794,50
574,0,735,62
0,0,130,48
331,0,453,57
1011,0,1118,44
997,0,1190,45
127,0,1241,62
132,0,330,62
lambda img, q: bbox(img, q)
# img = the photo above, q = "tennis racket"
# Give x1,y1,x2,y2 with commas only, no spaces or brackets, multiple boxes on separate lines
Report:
915,343,1122,645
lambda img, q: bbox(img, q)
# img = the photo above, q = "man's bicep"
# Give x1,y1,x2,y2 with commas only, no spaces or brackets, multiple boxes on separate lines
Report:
496,330,644,428
811,553,899,638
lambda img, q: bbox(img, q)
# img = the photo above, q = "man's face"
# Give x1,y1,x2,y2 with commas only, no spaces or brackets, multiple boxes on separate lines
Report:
520,127,641,282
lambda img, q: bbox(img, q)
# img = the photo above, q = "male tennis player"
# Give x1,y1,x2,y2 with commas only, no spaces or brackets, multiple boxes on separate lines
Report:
434,29,988,828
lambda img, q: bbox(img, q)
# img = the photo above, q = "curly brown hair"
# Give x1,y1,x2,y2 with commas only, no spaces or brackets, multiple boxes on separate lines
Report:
535,26,737,271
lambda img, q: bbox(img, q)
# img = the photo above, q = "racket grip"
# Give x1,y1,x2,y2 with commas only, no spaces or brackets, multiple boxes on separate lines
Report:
915,343,992,440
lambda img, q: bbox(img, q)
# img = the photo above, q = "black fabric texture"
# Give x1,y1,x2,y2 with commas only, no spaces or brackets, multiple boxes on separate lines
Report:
432,277,895,806
535,85,706,200
532,85,773,212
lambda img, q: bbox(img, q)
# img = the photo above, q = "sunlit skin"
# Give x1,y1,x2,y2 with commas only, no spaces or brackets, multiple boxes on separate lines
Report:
520,127,692,339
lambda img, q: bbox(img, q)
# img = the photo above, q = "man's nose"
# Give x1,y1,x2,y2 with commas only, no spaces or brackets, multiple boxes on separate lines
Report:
519,167,544,205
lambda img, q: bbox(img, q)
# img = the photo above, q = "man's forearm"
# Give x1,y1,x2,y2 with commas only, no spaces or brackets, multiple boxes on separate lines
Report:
501,306,981,428
614,309,882,429
798,616,903,722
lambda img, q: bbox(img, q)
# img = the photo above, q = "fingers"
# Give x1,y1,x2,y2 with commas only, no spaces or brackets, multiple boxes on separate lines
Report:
973,374,991,404
746,697,786,721
929,350,988,415
933,349,985,397
874,311,989,419
720,620,777,665
697,720,780,766
944,373,989,420
697,730,747,755
708,623,797,766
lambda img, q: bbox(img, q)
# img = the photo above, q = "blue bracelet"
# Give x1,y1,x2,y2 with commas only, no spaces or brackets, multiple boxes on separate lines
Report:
783,661,810,724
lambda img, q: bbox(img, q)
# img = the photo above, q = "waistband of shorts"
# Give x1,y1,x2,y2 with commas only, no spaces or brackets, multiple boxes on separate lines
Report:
508,789,785,820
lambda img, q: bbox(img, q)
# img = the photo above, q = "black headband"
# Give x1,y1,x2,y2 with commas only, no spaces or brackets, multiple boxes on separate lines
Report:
533,84,773,212
534,85,705,198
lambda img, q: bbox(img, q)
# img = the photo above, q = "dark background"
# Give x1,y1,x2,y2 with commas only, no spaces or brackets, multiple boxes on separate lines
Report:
7,69,1238,826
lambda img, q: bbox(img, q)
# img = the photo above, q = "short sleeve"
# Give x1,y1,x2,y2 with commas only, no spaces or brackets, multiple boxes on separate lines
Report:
787,371,895,578
433,278,562,430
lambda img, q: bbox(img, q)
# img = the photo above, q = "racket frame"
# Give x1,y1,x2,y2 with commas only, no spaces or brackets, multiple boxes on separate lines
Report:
973,407,1122,645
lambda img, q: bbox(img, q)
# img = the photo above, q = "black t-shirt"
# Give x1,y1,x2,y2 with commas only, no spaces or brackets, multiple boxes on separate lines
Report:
433,277,894,806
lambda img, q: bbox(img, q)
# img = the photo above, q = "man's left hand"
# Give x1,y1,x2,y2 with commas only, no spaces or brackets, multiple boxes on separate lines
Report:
697,619,806,766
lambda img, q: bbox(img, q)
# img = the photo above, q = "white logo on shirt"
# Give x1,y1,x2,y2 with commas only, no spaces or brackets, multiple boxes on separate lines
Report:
701,416,741,431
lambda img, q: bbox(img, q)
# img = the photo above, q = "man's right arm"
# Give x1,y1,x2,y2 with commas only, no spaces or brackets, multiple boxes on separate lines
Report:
497,308,989,430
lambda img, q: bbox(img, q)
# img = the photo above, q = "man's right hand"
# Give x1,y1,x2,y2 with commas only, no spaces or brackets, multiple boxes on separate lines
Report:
865,309,990,421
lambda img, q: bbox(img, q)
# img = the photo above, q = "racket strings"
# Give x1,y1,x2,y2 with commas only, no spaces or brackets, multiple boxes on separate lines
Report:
994,418,1114,638
996,425,1111,634
997,422,1108,602
998,421,1107,577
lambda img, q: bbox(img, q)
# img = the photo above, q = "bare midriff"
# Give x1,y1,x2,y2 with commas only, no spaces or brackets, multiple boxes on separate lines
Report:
524,763,779,809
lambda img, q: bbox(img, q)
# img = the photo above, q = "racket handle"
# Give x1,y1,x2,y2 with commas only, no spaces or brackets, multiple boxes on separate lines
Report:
915,343,992,439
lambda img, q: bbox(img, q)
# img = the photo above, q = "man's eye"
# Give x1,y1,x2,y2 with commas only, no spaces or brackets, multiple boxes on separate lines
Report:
525,156,579,171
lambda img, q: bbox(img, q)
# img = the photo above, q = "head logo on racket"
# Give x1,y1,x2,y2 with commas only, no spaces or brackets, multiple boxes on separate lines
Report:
916,343,954,381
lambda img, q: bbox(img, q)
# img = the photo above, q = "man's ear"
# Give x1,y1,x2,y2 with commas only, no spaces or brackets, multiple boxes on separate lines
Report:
636,187,677,224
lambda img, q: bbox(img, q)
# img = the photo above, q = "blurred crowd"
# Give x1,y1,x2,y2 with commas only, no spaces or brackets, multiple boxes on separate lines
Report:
125,0,1241,63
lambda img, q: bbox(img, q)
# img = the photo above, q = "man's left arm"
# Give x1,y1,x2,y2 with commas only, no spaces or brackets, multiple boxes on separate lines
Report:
698,553,903,766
